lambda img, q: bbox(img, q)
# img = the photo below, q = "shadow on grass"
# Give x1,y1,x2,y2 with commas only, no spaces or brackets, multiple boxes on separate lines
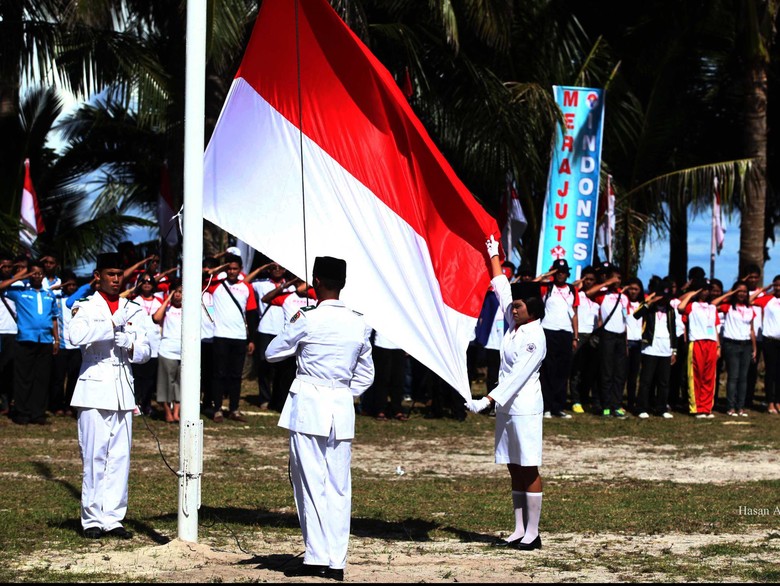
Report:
196,506,497,546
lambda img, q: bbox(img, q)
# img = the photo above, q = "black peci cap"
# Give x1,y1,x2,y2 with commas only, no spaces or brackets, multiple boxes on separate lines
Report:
95,252,122,271
511,281,540,301
550,258,571,273
313,256,347,281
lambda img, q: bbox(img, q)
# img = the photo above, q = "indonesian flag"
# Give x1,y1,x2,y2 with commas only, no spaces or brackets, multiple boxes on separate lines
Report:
158,162,179,247
19,158,45,248
713,176,726,255
498,171,527,259
203,0,498,398
596,174,615,262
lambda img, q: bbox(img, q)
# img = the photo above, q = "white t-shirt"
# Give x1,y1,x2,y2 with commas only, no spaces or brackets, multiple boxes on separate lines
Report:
253,279,295,335
681,302,719,342
626,300,643,341
719,304,754,341
752,294,780,339
158,305,182,360
641,310,672,357
134,295,163,357
576,291,599,334
540,284,578,332
596,290,628,334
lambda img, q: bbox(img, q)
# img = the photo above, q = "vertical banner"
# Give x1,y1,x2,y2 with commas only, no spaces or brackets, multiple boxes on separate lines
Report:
536,86,605,279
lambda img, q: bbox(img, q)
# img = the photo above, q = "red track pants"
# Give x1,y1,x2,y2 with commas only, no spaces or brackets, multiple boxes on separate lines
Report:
687,340,718,414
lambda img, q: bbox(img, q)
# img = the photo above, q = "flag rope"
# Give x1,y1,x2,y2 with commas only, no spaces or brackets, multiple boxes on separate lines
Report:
294,0,311,302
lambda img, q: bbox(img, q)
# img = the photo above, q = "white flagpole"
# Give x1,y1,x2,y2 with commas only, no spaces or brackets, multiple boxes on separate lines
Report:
710,179,717,280
179,0,207,542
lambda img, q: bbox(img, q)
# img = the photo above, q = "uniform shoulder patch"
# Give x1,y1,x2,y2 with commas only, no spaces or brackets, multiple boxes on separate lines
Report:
300,305,316,312
526,343,537,353
127,299,140,306
351,309,363,316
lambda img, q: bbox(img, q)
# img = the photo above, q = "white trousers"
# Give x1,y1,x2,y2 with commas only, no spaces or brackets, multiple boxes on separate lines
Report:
77,408,133,530
290,427,352,569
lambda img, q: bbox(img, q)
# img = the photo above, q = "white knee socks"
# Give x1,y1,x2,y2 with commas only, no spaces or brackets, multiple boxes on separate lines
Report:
506,491,526,541
520,491,543,544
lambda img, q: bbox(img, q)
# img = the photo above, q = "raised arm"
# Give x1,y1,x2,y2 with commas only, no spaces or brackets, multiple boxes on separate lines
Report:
244,262,274,283
710,289,733,307
152,290,174,325
676,289,701,313
0,268,30,291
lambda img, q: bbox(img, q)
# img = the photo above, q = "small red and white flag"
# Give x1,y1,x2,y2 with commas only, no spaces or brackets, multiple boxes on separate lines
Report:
158,162,179,247
19,158,45,248
203,0,498,398
498,171,527,259
596,174,615,262
712,176,726,255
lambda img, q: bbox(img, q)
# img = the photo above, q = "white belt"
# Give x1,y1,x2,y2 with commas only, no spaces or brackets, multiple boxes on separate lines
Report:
296,374,349,389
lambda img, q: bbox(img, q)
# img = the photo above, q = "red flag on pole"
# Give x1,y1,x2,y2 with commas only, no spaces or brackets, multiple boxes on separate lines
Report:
158,162,180,247
596,174,615,262
712,176,726,256
19,159,45,248
498,171,527,259
203,0,498,398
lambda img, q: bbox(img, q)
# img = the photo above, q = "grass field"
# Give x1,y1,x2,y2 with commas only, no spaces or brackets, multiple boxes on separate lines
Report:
1,377,779,582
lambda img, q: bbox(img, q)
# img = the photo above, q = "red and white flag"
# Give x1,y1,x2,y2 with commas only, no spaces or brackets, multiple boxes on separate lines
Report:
19,158,45,248
158,162,179,247
203,0,498,398
498,171,527,260
712,176,726,255
596,174,615,263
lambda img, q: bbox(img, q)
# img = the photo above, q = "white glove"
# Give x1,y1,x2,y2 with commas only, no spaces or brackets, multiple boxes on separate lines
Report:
112,311,130,328
114,330,135,349
486,235,500,258
466,397,491,414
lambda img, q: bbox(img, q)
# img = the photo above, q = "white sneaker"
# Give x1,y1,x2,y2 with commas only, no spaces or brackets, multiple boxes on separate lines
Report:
543,411,552,419
695,414,707,419
739,410,749,417
705,413,715,419
133,405,142,417
662,412,674,419
638,412,649,419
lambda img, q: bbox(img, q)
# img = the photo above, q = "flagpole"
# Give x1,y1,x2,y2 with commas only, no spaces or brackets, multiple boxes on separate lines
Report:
179,0,207,543
710,190,716,280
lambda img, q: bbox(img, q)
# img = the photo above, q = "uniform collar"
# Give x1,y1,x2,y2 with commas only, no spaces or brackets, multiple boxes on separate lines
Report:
317,299,344,308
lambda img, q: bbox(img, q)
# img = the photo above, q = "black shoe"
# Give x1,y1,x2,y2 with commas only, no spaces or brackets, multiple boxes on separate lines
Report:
512,535,542,551
325,568,344,581
30,416,49,425
491,536,521,548
284,563,329,578
104,526,133,539
83,527,103,539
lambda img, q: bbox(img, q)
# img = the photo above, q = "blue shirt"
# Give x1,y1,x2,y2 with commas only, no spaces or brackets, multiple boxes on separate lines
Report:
66,282,94,310
3,286,60,343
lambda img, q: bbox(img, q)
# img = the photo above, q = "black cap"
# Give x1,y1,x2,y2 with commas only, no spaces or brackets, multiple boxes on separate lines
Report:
95,252,122,271
550,258,570,273
597,261,619,275
690,277,711,291
313,256,347,281
511,281,540,301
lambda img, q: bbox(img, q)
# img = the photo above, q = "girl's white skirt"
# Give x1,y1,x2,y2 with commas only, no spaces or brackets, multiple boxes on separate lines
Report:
494,412,543,466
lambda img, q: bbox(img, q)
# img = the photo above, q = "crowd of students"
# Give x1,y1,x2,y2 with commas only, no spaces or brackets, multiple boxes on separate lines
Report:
2,243,777,425
472,258,779,420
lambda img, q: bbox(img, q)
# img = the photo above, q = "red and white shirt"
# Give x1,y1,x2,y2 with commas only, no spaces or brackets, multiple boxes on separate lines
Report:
540,284,579,332
271,288,318,323
718,303,754,341
752,294,780,340
595,290,629,334
576,290,600,334
681,302,720,342
207,278,257,340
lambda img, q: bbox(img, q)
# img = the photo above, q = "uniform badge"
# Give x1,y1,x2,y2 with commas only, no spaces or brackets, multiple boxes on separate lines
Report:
526,343,536,353
290,310,302,323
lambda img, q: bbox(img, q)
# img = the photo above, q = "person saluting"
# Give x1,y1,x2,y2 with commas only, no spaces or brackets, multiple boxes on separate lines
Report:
68,252,151,540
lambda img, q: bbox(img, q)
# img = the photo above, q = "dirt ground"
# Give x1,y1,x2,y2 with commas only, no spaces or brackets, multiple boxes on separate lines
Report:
17,424,780,583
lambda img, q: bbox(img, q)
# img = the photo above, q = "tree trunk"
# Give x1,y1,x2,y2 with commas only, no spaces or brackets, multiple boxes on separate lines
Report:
739,60,768,283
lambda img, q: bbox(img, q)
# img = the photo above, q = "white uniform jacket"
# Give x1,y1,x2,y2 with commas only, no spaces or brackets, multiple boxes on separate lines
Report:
489,275,547,416
266,299,374,440
69,292,151,411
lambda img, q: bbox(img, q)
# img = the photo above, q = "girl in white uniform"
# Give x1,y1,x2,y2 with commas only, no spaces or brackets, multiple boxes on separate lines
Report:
467,236,547,551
